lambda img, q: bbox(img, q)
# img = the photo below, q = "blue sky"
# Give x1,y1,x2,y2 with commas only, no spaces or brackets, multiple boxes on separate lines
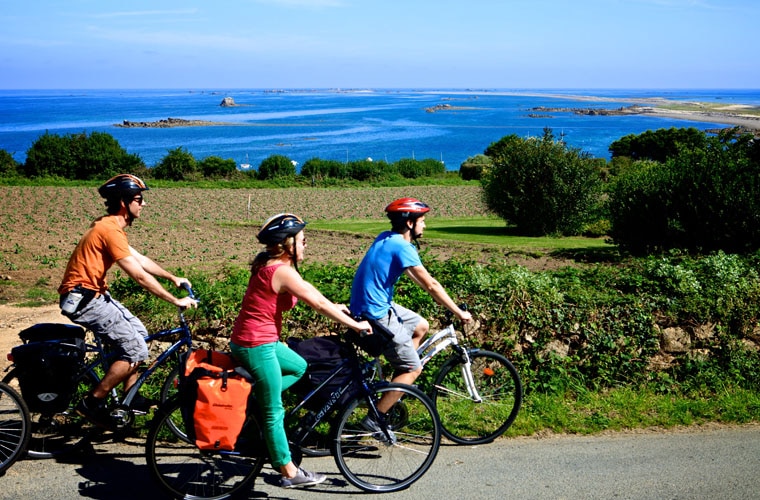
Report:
0,0,757,89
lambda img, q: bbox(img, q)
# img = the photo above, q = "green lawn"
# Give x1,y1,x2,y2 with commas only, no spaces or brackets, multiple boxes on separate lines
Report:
308,216,612,251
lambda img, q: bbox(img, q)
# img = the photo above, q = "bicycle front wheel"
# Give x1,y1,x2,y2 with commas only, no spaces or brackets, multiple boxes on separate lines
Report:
332,383,441,493
0,381,31,474
3,368,101,458
145,398,264,499
432,349,522,445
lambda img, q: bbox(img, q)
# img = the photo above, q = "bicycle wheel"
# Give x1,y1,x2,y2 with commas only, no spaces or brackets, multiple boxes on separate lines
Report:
159,364,187,440
146,398,264,499
3,368,101,458
0,381,31,474
431,349,522,445
332,383,440,493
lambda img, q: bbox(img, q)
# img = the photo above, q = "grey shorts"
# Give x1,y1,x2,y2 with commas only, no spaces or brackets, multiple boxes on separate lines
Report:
63,293,149,364
373,302,423,373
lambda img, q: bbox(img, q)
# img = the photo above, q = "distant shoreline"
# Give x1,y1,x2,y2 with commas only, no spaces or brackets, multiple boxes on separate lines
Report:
111,90,760,134
423,90,760,132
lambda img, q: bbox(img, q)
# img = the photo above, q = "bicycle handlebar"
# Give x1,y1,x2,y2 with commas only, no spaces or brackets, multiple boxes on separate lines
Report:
180,282,196,300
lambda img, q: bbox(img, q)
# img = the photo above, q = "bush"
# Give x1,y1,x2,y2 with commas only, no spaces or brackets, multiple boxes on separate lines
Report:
0,149,20,178
608,131,760,254
23,131,142,180
481,128,603,236
198,156,239,180
459,154,492,181
153,147,198,181
258,154,296,180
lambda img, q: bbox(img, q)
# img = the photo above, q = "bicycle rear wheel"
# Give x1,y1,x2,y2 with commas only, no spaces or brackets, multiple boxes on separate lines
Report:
0,381,30,474
332,383,440,493
3,368,101,458
145,398,264,499
432,349,522,445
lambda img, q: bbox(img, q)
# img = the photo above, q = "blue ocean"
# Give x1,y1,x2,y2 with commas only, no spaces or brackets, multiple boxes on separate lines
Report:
1,88,759,171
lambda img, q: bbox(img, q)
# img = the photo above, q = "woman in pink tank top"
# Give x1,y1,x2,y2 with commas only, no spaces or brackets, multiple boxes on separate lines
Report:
230,213,371,489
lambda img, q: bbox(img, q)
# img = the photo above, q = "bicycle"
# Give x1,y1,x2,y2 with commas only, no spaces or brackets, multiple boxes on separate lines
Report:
145,332,442,497
371,305,523,445
3,285,198,458
0,381,30,475
418,305,522,444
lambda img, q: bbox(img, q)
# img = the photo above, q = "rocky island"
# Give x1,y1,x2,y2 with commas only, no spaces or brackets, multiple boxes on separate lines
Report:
114,117,233,128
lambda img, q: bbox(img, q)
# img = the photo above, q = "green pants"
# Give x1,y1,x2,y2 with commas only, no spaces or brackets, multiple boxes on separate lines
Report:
231,341,307,468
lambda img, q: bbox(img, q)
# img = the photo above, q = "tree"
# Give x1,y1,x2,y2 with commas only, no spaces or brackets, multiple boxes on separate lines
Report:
153,147,198,181
608,127,707,162
257,155,295,180
481,128,603,236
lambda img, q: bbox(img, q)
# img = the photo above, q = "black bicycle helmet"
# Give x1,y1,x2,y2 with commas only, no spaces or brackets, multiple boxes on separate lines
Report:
257,213,307,245
98,174,149,200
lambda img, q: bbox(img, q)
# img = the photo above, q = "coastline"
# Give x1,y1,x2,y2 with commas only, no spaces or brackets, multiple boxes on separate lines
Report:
423,90,760,133
114,91,760,133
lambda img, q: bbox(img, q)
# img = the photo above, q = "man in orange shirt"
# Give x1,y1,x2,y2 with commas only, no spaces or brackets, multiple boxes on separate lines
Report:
58,174,197,427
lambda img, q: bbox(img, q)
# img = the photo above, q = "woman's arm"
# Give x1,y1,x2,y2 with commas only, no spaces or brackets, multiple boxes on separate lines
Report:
274,265,370,333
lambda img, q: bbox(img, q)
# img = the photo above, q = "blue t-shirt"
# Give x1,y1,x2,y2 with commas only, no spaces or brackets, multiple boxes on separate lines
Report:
350,231,422,319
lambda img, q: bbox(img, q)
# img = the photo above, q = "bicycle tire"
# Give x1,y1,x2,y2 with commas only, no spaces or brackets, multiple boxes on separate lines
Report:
332,383,441,493
3,368,102,458
431,349,522,445
0,381,31,474
159,365,187,440
145,398,264,499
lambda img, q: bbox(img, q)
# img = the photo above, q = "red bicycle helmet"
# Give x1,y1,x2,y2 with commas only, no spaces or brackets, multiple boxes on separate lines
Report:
98,174,149,200
385,198,430,218
257,213,307,245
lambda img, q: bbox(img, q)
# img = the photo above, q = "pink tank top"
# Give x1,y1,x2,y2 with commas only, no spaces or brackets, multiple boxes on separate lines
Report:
231,263,298,347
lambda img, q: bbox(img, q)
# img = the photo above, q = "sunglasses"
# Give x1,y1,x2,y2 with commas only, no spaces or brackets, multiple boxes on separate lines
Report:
131,195,144,204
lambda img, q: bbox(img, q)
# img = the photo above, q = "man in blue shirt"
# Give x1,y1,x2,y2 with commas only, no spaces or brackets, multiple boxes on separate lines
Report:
350,198,472,432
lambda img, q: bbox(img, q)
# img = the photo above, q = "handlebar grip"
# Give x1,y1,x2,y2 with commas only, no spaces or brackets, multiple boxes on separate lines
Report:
180,283,196,300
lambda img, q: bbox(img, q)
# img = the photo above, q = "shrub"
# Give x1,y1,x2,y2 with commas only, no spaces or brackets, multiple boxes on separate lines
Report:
608,131,760,254
153,147,198,181
258,154,296,180
459,154,492,181
0,149,20,178
23,131,141,180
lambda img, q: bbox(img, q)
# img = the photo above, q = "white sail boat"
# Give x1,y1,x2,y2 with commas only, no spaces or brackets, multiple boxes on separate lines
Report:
240,153,251,170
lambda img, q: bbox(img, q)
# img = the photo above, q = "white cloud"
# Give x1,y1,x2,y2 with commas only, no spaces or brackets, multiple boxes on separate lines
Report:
88,9,201,19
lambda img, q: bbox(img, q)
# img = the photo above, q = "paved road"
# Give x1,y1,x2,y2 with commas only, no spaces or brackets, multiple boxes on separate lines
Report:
2,424,759,500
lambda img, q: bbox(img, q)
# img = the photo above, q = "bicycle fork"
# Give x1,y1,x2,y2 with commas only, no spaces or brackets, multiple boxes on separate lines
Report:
458,351,483,404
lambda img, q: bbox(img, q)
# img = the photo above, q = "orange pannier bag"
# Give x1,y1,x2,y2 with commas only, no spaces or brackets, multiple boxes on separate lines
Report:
181,349,253,451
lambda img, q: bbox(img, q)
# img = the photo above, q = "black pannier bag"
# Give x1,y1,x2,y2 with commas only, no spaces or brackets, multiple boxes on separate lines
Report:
11,323,87,413
288,335,360,411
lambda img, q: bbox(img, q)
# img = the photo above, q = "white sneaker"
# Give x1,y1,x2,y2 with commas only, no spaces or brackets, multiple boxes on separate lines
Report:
361,415,397,444
280,467,327,489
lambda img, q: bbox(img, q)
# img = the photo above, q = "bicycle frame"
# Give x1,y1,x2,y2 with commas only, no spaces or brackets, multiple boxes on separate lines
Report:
285,347,388,446
416,321,483,404
77,304,194,410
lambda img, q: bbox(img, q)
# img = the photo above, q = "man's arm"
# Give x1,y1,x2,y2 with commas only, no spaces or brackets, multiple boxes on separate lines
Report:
405,265,472,322
129,246,191,289
116,250,196,308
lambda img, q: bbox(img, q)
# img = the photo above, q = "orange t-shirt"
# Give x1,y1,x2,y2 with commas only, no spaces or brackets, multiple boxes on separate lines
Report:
58,215,131,295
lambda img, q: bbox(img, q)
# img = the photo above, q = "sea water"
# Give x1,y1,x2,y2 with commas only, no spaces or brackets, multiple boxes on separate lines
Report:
1,88,758,171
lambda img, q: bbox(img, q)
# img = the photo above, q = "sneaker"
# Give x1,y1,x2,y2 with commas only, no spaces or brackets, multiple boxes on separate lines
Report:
361,414,397,444
75,397,113,429
280,467,327,489
129,394,157,413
